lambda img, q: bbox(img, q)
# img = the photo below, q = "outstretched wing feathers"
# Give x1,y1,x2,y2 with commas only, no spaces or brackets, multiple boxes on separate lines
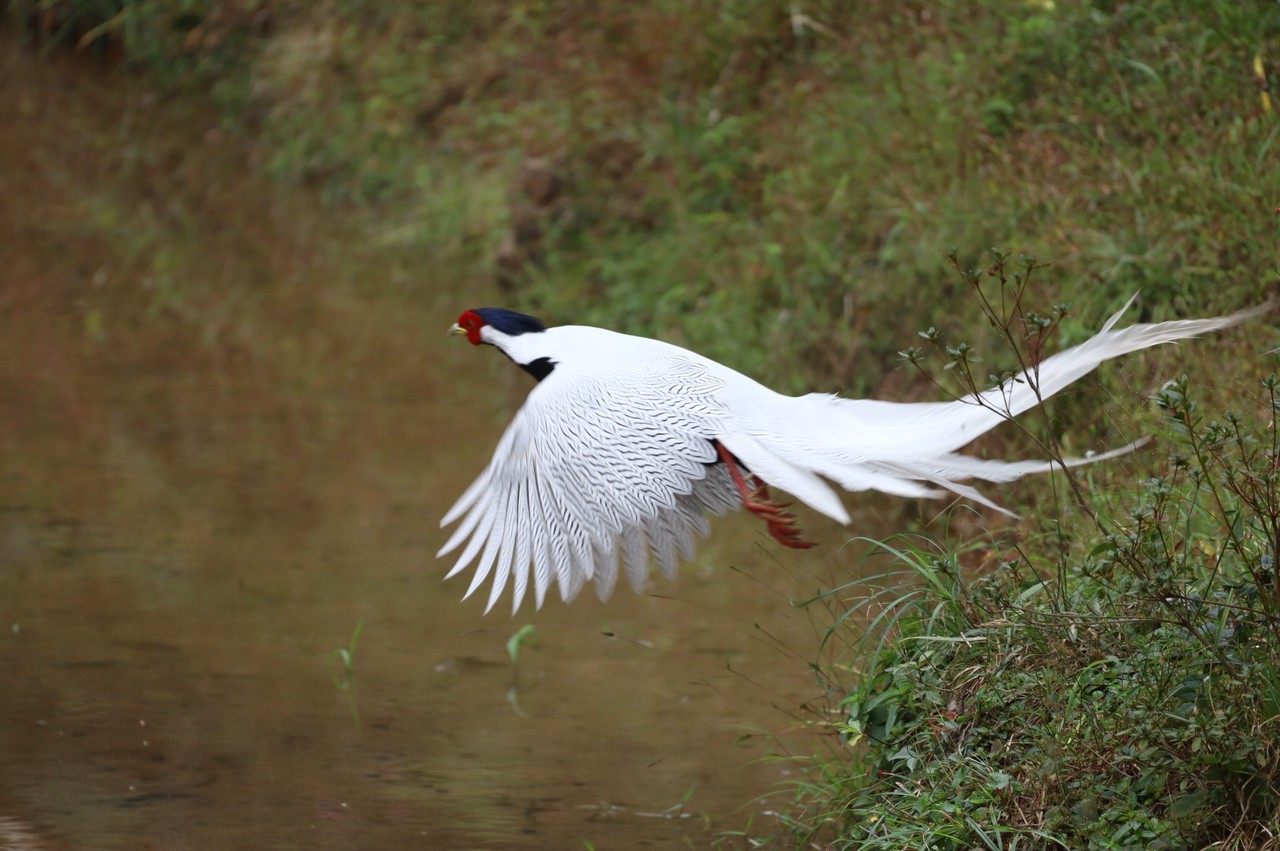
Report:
440,463,490,527
439,356,735,614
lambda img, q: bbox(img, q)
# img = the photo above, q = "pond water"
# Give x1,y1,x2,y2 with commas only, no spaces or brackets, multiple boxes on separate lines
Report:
0,33,887,850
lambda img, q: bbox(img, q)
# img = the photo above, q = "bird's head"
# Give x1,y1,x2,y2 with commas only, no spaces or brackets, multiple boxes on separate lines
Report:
450,308,547,346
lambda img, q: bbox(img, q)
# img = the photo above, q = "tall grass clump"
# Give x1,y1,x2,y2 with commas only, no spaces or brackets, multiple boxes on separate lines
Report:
781,265,1280,849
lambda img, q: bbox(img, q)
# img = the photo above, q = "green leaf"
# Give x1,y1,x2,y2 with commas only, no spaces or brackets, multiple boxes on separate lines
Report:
507,624,538,663
1168,789,1208,818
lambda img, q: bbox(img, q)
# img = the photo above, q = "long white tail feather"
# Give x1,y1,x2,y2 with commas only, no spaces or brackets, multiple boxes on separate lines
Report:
722,431,852,523
744,302,1270,512
819,463,948,500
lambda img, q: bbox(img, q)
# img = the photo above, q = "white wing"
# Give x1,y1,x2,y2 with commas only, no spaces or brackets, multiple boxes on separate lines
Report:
438,355,739,613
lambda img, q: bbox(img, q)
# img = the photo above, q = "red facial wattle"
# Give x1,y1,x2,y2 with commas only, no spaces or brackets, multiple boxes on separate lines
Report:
456,310,486,345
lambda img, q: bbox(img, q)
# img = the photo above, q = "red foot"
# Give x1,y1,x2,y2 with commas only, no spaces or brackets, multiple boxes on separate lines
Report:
715,442,816,549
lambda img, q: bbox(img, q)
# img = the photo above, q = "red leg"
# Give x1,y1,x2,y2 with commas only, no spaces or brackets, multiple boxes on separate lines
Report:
715,442,816,549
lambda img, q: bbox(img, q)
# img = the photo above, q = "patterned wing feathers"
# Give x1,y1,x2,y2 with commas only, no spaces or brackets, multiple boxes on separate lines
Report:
439,363,733,613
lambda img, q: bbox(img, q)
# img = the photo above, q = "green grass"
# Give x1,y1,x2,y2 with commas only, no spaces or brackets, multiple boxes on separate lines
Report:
776,366,1280,848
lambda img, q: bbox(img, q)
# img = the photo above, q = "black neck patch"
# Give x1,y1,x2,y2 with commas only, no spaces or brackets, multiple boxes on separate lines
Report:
521,356,556,382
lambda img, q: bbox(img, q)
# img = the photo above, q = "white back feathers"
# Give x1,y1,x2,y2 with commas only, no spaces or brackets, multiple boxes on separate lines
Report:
440,299,1269,614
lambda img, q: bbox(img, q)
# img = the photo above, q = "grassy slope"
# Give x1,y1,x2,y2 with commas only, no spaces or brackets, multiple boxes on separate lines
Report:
231,0,1278,393
30,0,1271,388
14,1,1280,847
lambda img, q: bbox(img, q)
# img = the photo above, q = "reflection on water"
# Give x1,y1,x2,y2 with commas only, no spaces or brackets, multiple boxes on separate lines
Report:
0,815,44,851
0,32,859,849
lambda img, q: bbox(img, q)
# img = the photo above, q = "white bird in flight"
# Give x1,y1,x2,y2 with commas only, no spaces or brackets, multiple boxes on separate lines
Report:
439,298,1266,613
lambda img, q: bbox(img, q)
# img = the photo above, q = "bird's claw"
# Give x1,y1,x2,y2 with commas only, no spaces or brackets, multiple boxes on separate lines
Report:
769,525,817,550
744,485,816,549
716,441,817,549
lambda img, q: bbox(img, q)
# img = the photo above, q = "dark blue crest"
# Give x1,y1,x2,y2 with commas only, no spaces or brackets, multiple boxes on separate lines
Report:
473,308,547,336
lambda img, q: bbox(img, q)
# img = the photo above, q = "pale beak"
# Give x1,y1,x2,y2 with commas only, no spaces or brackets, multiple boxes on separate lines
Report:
449,323,466,336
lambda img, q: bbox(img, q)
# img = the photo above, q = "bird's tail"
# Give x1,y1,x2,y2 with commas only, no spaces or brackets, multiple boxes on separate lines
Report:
745,296,1272,520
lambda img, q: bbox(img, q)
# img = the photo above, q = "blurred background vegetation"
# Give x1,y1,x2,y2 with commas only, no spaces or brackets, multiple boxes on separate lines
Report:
7,0,1275,396
8,1,1280,846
